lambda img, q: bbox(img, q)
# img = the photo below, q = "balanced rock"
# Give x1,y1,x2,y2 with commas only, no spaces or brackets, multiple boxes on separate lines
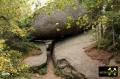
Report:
31,4,87,40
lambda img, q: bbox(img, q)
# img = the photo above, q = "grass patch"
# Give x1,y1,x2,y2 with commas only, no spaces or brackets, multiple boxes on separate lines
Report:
54,66,63,77
31,65,47,75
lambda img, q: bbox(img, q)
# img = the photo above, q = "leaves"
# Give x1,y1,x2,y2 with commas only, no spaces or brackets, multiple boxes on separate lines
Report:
0,50,29,79
0,1,36,78
0,0,37,42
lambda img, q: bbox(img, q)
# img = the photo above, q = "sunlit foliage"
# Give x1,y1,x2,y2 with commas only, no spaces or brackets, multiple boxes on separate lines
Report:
82,0,120,51
0,50,29,79
0,0,37,78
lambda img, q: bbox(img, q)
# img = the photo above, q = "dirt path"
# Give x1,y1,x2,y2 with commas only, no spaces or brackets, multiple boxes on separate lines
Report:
32,52,63,79
41,59,63,79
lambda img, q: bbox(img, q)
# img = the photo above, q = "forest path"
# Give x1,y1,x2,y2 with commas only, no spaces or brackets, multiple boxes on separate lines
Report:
41,58,63,79
31,52,63,79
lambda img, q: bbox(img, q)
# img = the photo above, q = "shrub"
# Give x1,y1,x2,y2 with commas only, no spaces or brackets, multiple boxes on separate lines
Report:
31,66,47,75
0,50,30,79
38,66,47,75
54,67,63,76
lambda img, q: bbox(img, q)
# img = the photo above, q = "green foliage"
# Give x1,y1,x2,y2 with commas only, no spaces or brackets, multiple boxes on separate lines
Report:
0,0,39,78
0,0,38,54
0,39,5,50
76,14,90,27
0,50,30,79
82,0,120,51
5,37,40,53
54,67,63,76
66,16,74,29
31,66,47,75
34,0,77,16
80,0,104,9
0,0,33,38
38,66,47,75
64,14,90,31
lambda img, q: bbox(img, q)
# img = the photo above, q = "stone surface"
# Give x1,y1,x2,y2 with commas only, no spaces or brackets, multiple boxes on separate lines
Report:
23,43,47,67
31,59,63,79
53,32,109,79
31,3,87,40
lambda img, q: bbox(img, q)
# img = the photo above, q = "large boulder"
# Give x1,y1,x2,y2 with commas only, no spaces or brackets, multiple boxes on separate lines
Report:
31,3,87,40
53,32,110,79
